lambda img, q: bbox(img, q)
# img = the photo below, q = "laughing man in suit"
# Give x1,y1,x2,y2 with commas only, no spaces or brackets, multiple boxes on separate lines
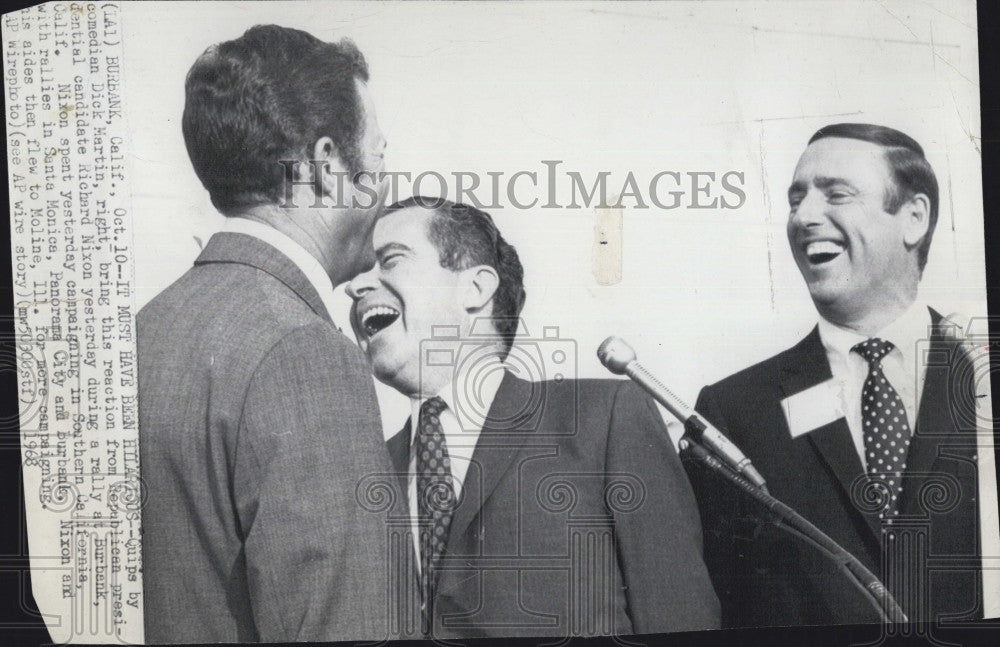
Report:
346,196,719,638
688,123,981,628
138,26,397,642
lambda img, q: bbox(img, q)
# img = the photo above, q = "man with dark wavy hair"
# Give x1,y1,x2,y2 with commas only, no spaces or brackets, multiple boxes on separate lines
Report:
138,25,395,642
687,123,981,628
347,197,719,638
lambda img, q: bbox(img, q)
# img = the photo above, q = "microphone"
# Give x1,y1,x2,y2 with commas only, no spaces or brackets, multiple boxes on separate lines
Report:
941,312,983,359
940,311,992,419
598,336,768,490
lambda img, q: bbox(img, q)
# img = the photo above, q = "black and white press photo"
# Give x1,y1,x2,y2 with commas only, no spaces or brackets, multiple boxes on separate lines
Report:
3,1,996,644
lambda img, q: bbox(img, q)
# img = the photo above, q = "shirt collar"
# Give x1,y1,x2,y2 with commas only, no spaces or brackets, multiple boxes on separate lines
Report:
410,352,507,440
817,298,932,365
219,216,339,323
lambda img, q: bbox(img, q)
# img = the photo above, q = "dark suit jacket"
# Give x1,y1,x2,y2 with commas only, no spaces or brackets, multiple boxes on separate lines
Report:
385,372,720,638
138,232,398,643
688,309,981,628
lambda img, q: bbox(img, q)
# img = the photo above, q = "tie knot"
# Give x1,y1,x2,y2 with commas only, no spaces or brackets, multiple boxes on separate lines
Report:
418,396,447,433
852,337,895,365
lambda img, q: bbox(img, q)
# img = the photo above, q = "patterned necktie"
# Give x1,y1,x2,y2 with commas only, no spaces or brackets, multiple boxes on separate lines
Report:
415,396,456,631
852,338,913,520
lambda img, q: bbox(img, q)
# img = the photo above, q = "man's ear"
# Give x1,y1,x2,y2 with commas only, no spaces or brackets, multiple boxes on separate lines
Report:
900,192,931,249
462,265,500,313
311,135,348,198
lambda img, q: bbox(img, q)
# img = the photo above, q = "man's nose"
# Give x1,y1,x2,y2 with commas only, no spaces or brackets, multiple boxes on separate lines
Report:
346,268,378,300
790,191,826,228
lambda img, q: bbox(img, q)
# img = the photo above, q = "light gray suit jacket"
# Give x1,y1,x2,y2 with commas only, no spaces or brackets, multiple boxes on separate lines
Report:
138,232,398,643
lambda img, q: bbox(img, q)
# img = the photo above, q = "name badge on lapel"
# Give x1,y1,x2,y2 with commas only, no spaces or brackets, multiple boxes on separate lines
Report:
781,378,846,439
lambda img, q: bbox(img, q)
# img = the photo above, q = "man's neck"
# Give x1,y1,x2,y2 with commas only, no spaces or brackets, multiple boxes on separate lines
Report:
408,349,506,434
404,341,505,400
816,292,918,337
408,374,451,401
232,205,347,285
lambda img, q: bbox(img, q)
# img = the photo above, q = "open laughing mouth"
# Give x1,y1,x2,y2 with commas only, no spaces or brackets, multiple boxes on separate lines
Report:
804,240,845,265
359,305,400,338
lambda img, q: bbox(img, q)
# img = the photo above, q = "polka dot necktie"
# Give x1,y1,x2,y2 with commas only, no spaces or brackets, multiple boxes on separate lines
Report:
415,396,456,630
852,338,912,520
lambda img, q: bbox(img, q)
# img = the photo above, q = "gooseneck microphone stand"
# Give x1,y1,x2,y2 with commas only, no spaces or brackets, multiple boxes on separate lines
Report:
678,434,908,624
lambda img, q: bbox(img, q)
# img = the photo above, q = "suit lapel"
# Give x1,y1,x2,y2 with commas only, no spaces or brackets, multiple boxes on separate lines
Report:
446,372,538,549
390,377,539,595
195,232,333,324
780,328,880,536
901,310,963,512
387,423,410,489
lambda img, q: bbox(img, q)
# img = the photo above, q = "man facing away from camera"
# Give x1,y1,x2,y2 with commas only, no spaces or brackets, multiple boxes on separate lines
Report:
346,196,720,638
687,124,981,628
138,26,398,642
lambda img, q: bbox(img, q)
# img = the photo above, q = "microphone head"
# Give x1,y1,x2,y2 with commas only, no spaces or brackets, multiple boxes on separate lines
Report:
597,336,636,375
941,312,967,341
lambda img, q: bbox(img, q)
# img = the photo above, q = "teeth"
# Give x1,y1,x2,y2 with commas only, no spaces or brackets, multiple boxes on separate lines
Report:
361,305,400,329
805,241,844,257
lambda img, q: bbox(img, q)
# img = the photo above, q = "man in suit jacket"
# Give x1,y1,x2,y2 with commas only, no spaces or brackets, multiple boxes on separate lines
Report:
688,124,981,628
138,26,397,642
346,197,720,638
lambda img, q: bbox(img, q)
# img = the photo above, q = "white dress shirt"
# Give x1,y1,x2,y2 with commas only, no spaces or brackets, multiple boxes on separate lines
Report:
406,353,506,571
816,299,933,469
219,217,340,323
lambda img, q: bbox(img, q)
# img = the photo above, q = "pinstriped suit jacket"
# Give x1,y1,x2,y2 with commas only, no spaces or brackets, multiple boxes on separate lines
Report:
138,232,401,643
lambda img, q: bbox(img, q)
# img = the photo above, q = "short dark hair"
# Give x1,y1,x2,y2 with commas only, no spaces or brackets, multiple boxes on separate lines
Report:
808,123,939,272
386,197,526,358
182,25,370,214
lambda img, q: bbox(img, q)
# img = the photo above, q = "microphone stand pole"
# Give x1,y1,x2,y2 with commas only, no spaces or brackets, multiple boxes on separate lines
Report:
678,434,908,624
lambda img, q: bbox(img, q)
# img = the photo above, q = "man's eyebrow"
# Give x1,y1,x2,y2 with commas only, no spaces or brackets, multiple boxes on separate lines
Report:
375,242,411,258
787,176,855,199
787,180,807,200
812,176,854,190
